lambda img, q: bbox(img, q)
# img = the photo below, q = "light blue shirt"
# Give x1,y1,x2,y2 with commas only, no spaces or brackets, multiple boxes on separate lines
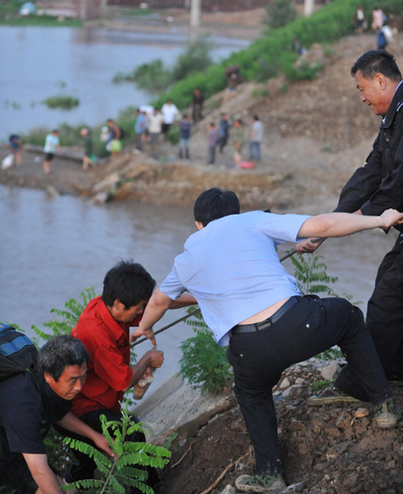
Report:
160,211,310,346
44,133,59,153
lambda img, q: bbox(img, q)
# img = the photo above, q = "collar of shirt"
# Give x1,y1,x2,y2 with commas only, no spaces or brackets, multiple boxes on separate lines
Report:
382,80,403,128
97,297,130,342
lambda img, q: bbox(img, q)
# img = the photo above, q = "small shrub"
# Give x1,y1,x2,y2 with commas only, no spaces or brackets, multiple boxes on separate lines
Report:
251,88,269,98
41,94,80,110
63,408,171,493
309,379,332,392
265,0,298,29
289,253,338,296
165,125,180,145
179,308,231,395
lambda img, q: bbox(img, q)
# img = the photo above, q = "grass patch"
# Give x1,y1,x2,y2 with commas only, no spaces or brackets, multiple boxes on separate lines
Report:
0,13,82,27
41,95,80,110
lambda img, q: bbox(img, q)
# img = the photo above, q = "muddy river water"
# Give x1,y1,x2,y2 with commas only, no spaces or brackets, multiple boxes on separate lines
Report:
0,185,398,392
0,26,249,140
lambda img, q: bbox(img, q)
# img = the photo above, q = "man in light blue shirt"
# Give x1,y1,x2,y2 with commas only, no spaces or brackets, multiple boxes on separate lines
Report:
132,188,402,493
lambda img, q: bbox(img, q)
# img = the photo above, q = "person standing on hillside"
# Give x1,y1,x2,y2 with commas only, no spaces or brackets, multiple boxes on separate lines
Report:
43,129,60,174
207,122,218,165
233,119,244,168
298,50,403,389
134,109,147,151
371,6,384,31
249,115,263,162
161,99,179,135
147,108,164,159
179,114,191,159
219,112,230,153
131,187,402,493
192,88,204,124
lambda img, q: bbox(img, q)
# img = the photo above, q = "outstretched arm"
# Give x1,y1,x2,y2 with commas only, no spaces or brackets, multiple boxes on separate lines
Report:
298,209,403,239
130,289,175,345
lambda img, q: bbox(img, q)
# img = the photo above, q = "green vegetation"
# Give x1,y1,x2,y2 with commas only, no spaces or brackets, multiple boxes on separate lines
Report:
289,252,339,296
41,94,80,110
309,379,332,392
151,0,403,110
264,0,298,29
179,307,232,395
63,409,170,494
113,36,213,94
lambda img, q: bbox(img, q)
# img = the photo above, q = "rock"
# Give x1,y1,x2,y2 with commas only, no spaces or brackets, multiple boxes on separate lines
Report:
295,378,305,385
279,483,304,493
235,461,245,471
320,362,341,381
282,385,302,398
219,485,235,494
354,407,369,418
89,192,109,205
46,185,59,199
280,378,290,389
92,172,120,193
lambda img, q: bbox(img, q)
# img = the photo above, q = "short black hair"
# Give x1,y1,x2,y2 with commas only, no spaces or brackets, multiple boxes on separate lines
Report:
254,115,259,120
351,50,402,82
38,335,89,381
102,260,156,309
194,188,240,226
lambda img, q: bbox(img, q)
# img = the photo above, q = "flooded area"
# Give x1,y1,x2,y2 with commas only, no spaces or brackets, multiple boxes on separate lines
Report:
0,184,398,391
0,26,250,140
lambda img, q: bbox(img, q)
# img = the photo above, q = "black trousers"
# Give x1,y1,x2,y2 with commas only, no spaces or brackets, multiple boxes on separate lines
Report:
60,409,160,490
227,296,391,475
366,235,403,377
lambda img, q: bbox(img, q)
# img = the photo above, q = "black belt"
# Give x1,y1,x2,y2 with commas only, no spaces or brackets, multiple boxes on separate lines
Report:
231,296,300,335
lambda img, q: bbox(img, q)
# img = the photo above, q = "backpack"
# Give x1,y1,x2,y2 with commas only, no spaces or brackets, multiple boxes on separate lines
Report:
0,323,38,381
119,126,125,139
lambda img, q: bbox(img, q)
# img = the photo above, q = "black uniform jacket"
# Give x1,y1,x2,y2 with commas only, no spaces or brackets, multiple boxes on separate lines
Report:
335,81,403,231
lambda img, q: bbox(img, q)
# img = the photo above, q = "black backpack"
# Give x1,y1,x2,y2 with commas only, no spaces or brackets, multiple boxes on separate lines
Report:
0,323,38,381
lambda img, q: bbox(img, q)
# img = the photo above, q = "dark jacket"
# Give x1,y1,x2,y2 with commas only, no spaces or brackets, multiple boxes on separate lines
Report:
335,81,403,231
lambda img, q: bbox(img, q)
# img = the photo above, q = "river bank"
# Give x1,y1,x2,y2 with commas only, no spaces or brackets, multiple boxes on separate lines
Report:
139,360,403,494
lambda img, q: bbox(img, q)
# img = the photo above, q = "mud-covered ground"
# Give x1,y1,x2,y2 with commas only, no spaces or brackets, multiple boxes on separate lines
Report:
157,361,403,494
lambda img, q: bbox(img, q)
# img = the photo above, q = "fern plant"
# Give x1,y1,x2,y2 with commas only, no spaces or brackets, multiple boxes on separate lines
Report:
179,307,232,395
31,287,97,343
289,253,338,296
62,409,170,494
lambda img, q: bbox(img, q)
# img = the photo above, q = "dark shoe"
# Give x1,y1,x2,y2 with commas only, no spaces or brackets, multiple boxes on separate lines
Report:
375,398,401,429
307,388,360,407
235,474,286,493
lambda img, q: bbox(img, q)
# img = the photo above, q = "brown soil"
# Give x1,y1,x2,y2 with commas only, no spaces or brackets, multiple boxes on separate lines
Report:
157,362,403,494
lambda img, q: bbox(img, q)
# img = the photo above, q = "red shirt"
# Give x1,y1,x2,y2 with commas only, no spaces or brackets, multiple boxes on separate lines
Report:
71,296,141,417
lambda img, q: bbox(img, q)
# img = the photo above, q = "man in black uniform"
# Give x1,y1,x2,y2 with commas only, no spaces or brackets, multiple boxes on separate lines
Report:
0,335,113,494
298,50,403,385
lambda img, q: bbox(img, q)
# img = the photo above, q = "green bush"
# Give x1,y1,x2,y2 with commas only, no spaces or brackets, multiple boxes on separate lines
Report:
179,308,231,395
113,36,214,95
63,409,170,493
41,94,80,110
150,0,403,108
165,125,180,145
265,0,298,29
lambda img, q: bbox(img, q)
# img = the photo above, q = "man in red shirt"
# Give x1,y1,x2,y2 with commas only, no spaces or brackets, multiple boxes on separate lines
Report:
64,260,195,491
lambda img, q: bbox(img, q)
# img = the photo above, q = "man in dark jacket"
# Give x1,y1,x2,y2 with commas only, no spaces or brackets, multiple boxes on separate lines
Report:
298,50,403,387
0,335,112,494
